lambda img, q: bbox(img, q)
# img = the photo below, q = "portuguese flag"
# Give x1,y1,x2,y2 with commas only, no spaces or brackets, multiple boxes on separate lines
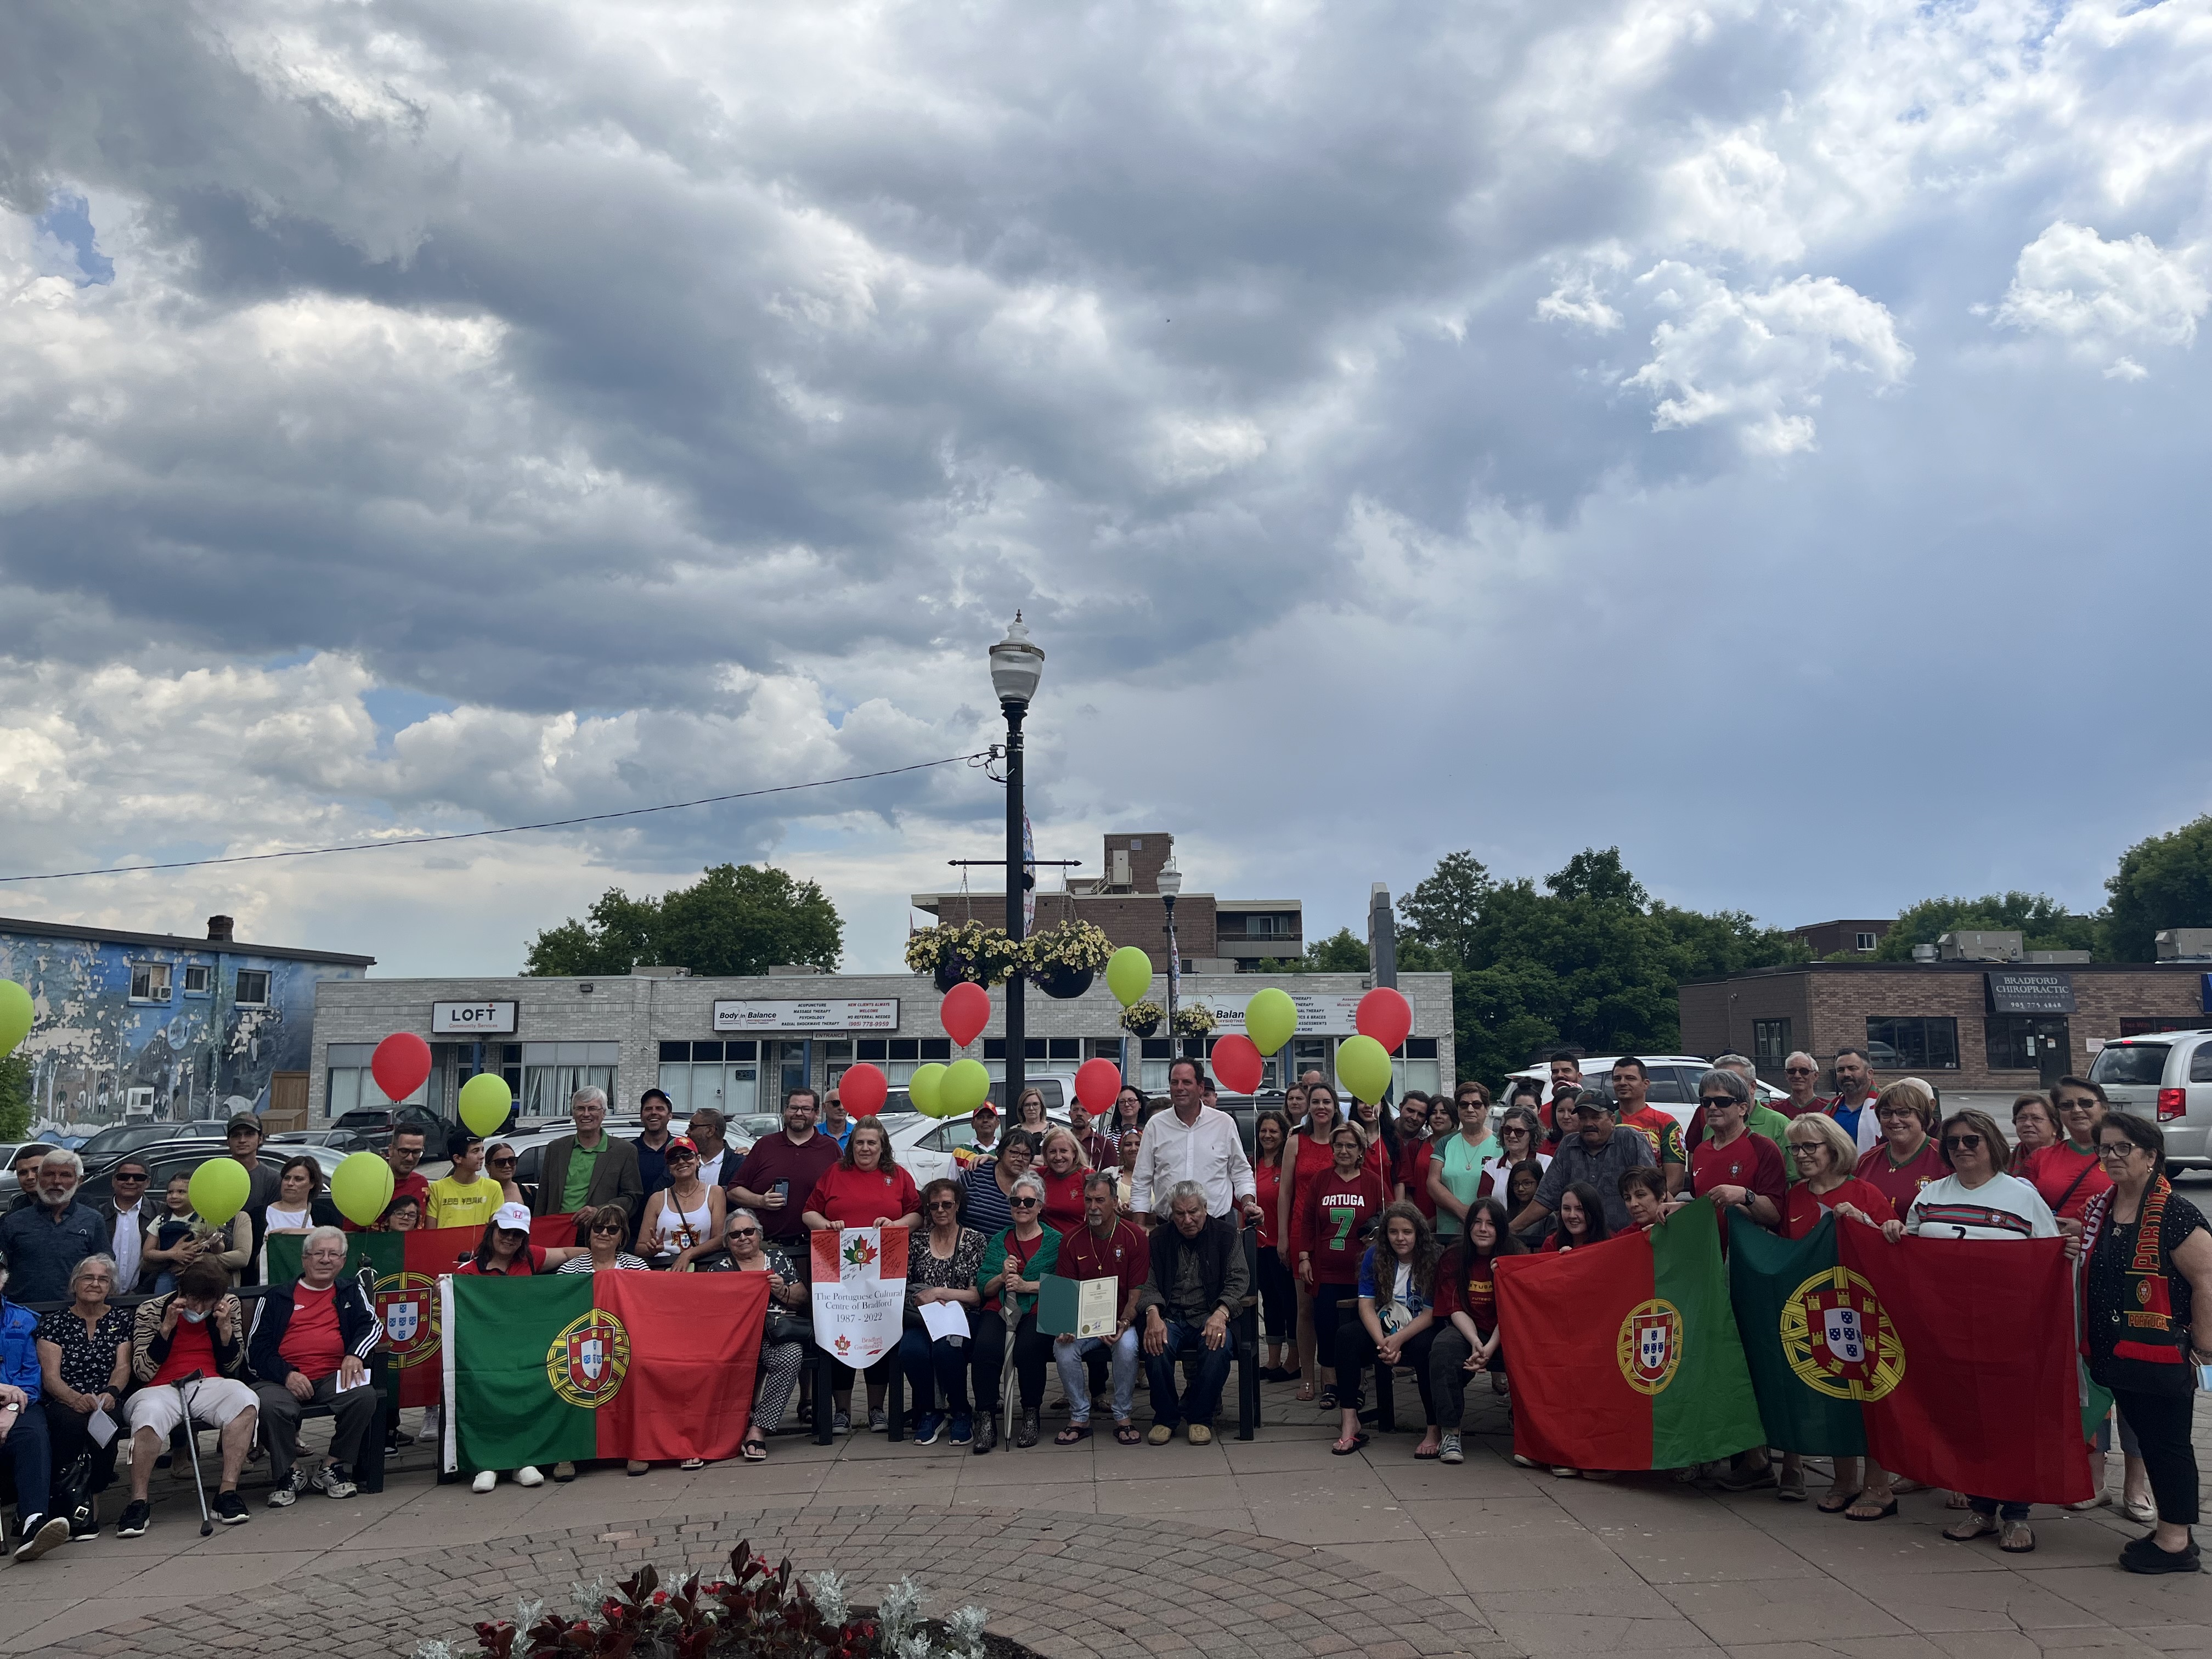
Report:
439,1272,769,1472
1496,1199,1763,1470
1728,1209,2093,1503
268,1221,572,1408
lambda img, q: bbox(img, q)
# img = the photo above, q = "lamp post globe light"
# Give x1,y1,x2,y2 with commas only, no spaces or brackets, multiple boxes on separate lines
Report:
990,613,1044,1117
1156,855,1183,1068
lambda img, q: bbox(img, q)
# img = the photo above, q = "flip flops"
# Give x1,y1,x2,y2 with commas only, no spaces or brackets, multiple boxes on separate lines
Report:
1056,1425,1093,1445
740,1436,769,1462
1817,1488,1863,1514
1330,1432,1369,1456
1114,1424,1142,1446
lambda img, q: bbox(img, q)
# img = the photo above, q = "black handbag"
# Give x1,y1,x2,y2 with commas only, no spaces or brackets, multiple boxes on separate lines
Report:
54,1447,97,1525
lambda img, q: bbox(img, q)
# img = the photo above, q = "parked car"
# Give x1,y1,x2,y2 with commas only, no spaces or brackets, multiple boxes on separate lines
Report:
1503,1054,1789,1133
74,1119,229,1176
268,1128,371,1152
330,1104,451,1150
74,1141,348,1212
0,1141,58,1181
2089,1030,2212,1173
877,1070,1084,1120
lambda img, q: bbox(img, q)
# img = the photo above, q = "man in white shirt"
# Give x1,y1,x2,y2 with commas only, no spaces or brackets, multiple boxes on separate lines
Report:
1129,1059,1260,1224
101,1158,151,1291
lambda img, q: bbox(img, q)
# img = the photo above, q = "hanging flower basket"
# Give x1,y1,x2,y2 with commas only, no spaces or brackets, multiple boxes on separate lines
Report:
904,923,1023,988
1172,1004,1218,1038
1022,920,1114,999
1120,1001,1163,1037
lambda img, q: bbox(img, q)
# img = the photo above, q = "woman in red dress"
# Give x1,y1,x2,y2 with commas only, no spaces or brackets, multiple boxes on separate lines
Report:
1278,1084,1347,1402
1251,1110,1297,1382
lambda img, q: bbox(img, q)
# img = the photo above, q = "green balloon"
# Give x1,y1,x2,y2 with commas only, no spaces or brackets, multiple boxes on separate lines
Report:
331,1152,397,1228
458,1073,514,1137
1105,946,1155,1008
188,1157,251,1227
1335,1034,1394,1104
907,1062,948,1118
1244,987,1297,1056
941,1058,992,1116
0,980,31,1054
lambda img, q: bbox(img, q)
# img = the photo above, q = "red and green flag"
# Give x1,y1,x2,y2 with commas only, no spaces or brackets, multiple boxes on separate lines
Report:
439,1272,769,1472
1495,1199,1763,1471
269,1221,572,1408
1728,1209,2093,1504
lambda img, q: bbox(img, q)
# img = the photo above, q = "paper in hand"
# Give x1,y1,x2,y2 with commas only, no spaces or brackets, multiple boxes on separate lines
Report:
919,1301,970,1343
87,1406,119,1448
334,1368,373,1394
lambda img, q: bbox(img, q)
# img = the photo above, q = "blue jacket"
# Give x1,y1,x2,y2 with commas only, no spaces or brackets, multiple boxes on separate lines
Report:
0,1200,109,1305
1,1299,40,1400
248,1277,381,1383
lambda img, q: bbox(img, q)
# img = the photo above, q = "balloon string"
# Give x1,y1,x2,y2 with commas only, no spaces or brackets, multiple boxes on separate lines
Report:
0,752,993,883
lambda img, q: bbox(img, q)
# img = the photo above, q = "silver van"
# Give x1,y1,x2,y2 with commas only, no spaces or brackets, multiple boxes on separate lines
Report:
2087,1030,2212,1171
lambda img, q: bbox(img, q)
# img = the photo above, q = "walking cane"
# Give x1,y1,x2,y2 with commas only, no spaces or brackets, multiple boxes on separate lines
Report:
172,1373,216,1537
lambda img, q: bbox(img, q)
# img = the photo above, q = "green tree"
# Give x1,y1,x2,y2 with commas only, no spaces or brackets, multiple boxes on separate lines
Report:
1255,927,1370,974
1872,891,2098,960
1398,851,1492,967
2104,816,2212,962
524,864,843,978
0,1053,31,1139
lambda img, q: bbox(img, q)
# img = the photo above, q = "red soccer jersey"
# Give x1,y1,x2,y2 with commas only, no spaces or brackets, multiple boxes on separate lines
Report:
2018,1142,2111,1224
805,1164,921,1229
1780,1177,1896,1240
343,1170,429,1232
1038,1167,1088,1236
1057,1220,1149,1315
1295,1167,1390,1284
1433,1245,1500,1336
1397,1139,1437,1222
1690,1130,1786,1218
149,1310,219,1387
1853,1137,1947,1216
1280,1131,1338,1234
278,1280,344,1378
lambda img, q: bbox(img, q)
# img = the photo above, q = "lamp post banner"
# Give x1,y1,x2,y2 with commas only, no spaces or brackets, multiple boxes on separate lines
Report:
809,1226,911,1368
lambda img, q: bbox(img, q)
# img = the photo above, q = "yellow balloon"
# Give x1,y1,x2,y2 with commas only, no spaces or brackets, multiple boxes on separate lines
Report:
941,1058,992,1116
907,1062,948,1118
330,1152,397,1229
0,979,31,1054
188,1156,251,1227
458,1073,513,1138
1244,987,1297,1056
1105,946,1155,1008
1335,1034,1394,1104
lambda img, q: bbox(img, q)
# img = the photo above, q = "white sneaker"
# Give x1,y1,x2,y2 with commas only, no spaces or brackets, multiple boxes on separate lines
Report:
514,1465,545,1488
471,1470,498,1494
417,1407,443,1443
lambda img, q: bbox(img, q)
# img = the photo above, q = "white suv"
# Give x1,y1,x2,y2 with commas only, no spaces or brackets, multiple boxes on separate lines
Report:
2088,1031,2212,1172
1503,1054,1790,1133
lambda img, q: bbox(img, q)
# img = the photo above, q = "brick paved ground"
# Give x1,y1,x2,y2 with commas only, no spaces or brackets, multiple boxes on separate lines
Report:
7,1374,2210,1656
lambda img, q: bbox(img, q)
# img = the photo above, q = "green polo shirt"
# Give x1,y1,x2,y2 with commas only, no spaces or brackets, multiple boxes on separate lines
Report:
562,1138,603,1212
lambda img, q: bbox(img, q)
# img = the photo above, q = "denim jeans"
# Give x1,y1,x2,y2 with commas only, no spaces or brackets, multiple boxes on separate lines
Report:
2,1390,53,1523
1143,1319,1233,1429
1054,1328,1138,1424
898,1324,971,1415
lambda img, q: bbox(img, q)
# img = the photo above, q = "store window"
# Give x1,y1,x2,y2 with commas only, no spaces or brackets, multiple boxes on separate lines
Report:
1392,1038,1442,1101
182,965,211,996
234,969,270,1007
1752,1020,1792,1066
852,1037,953,1084
1865,1016,1958,1071
522,1041,621,1115
128,962,172,1002
657,1040,758,1119
1985,1015,2070,1071
325,1042,425,1114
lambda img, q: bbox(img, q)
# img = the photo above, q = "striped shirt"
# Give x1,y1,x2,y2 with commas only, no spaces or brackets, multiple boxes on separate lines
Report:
1904,1172,2057,1242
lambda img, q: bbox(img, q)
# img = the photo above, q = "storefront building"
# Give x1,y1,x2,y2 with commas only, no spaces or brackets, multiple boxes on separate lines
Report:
1680,961,2212,1099
310,967,1454,1126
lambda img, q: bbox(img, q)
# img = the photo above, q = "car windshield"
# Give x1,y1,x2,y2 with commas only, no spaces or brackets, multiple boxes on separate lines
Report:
2090,1044,2171,1088
77,1124,171,1159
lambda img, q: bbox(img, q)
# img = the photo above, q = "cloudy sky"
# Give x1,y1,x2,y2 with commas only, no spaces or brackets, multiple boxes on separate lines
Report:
1,0,2207,976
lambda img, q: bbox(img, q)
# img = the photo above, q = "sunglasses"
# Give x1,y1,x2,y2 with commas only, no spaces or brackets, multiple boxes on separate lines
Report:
1784,1066,1817,1076
928,1198,958,1209
1009,1196,1041,1207
114,1171,149,1181
1699,1097,1738,1109
1941,1133,1983,1153
590,1223,625,1234
667,1151,698,1161
488,1156,516,1168
730,1226,761,1237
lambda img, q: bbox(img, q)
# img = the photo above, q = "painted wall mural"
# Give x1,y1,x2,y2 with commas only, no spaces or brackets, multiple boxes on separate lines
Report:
0,928,368,1124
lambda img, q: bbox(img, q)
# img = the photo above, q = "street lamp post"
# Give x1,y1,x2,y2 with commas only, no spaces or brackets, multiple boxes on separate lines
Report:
989,614,1045,1118
1156,857,1183,1064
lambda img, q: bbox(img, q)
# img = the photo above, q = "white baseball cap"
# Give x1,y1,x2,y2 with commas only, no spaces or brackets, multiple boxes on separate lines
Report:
493,1202,532,1233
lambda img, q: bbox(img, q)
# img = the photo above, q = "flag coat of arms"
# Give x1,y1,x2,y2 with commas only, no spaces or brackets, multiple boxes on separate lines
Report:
810,1226,909,1367
440,1271,768,1473
1729,1209,2093,1504
1494,1199,1764,1471
270,1220,573,1408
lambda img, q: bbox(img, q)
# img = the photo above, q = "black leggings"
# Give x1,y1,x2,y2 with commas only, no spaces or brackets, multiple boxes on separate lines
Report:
1256,1246,1295,1345
1312,1282,1361,1370
972,1307,1051,1410
1330,1322,1441,1423
2113,1386,2200,1526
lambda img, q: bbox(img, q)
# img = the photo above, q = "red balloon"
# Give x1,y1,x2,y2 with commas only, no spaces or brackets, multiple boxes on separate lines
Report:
370,1032,432,1103
1074,1058,1122,1115
941,981,991,1048
1355,988,1413,1054
839,1063,888,1118
1210,1034,1265,1096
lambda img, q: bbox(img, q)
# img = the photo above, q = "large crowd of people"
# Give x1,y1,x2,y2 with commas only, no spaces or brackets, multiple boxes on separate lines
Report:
1,1052,2203,1579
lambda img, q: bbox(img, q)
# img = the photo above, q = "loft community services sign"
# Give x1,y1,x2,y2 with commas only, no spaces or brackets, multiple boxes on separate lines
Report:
432,1001,517,1034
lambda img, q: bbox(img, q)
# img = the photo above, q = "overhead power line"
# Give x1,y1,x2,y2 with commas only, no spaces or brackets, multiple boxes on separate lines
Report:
0,751,994,884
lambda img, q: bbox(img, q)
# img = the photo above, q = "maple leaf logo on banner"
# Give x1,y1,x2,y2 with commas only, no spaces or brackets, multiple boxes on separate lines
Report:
843,1236,878,1269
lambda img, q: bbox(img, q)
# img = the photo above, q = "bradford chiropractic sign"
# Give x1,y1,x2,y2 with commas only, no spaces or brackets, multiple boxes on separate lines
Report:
1984,972,2076,1015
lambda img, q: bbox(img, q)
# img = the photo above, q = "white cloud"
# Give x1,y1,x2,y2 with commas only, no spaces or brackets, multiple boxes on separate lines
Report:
1995,221,2209,372
1619,264,1912,453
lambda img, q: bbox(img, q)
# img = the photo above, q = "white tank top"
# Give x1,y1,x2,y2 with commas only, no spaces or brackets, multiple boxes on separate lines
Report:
650,1189,712,1258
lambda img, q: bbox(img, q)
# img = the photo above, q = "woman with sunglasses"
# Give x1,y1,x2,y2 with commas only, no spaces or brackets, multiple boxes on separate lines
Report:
1280,1083,1346,1402
958,1127,1039,1238
901,1178,985,1448
483,1143,525,1206
1881,1108,2059,1550
722,1207,808,1463
557,1205,651,1273
1477,1108,1550,1206
1687,1070,1784,1229
971,1171,1060,1452
2018,1077,2113,1228
1852,1080,1946,1218
2083,1113,2212,1573
639,1136,726,1269
1427,1086,1497,1243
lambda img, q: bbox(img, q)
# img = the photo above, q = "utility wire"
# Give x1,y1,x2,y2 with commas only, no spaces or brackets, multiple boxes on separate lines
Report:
0,751,994,884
